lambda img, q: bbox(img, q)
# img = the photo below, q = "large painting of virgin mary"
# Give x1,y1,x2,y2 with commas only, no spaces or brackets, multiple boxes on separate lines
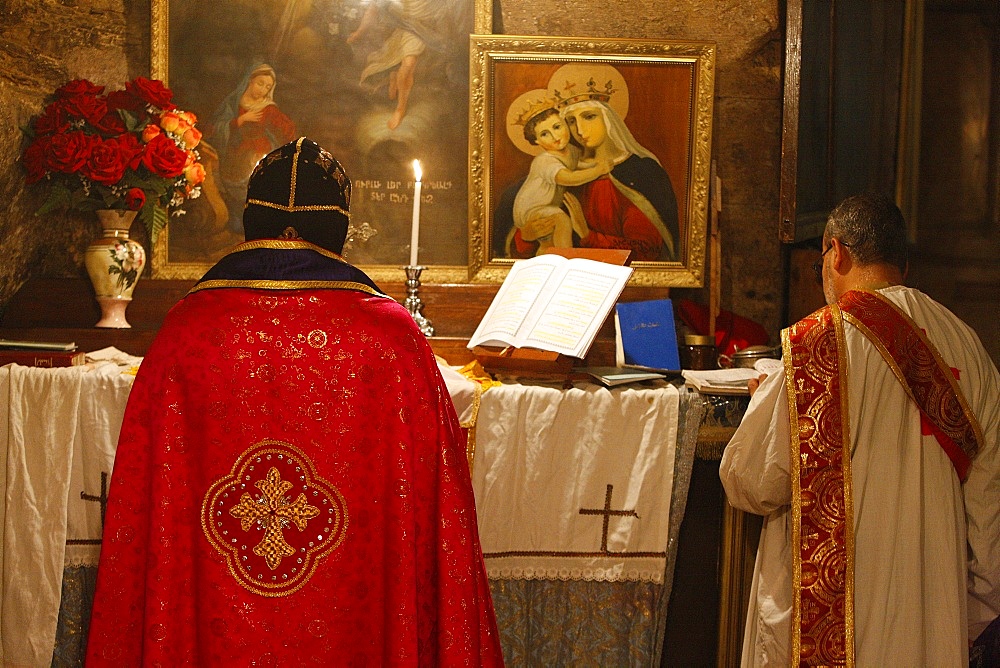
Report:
470,37,716,287
151,0,490,281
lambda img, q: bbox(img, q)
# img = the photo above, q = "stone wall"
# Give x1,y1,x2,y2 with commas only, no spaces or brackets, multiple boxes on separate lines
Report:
0,0,786,340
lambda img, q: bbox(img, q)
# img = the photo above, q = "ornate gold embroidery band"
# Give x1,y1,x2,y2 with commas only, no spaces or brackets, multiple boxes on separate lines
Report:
783,303,855,667
189,279,387,298
230,238,347,261
245,198,350,217
461,382,485,474
835,303,857,665
839,290,981,481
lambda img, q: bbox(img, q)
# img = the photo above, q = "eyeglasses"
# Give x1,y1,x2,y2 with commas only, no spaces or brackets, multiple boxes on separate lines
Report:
811,240,851,284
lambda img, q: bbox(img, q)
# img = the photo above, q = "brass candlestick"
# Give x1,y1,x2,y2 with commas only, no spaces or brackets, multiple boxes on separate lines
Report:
403,265,434,337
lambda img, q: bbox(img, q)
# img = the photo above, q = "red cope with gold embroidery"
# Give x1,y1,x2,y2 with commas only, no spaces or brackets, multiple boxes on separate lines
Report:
783,290,982,667
85,283,504,666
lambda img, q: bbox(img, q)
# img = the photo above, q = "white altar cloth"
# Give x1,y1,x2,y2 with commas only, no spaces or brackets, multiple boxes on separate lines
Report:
472,381,680,584
0,360,136,668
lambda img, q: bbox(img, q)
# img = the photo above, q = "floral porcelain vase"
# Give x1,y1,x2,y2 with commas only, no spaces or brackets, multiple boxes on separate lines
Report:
84,209,146,328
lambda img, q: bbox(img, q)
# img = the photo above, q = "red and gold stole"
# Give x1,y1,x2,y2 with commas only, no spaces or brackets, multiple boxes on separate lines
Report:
781,289,982,667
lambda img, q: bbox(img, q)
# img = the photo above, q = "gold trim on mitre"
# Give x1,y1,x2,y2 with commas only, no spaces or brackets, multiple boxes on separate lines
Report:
232,238,346,262
245,137,351,217
246,200,350,217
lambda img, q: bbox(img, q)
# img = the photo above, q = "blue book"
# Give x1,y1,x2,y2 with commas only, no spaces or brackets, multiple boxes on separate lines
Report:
614,299,681,371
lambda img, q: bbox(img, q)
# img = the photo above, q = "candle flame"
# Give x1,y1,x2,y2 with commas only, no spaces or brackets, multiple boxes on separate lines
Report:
412,159,422,182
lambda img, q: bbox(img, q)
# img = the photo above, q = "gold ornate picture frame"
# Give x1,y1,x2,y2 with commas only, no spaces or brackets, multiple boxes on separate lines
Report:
150,0,492,281
469,36,716,286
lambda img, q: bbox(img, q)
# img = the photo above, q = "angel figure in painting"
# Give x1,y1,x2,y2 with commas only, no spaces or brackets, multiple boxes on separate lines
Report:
209,62,297,233
511,99,613,254
347,0,469,131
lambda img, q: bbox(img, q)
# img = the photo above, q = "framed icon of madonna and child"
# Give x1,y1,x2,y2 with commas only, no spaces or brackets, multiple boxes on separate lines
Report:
469,36,716,287
150,0,492,281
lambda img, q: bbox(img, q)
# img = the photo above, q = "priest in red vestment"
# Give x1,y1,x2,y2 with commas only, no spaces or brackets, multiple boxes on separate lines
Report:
85,137,504,666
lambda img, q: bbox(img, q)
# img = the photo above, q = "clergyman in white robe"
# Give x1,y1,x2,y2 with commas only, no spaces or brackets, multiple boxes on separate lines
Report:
720,285,1000,666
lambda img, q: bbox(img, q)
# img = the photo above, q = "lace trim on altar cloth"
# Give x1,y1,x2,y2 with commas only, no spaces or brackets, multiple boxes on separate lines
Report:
485,555,667,584
64,544,101,569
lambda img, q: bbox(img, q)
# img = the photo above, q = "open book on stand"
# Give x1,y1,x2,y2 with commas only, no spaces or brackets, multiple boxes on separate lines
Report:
468,253,633,360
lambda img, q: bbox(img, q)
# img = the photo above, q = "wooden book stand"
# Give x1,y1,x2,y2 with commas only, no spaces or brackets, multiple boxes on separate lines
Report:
473,248,631,383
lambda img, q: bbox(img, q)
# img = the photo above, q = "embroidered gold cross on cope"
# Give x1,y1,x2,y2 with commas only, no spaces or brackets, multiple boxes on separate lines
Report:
229,467,320,570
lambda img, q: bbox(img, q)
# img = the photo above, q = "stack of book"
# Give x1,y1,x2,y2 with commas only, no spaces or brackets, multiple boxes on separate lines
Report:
0,339,86,367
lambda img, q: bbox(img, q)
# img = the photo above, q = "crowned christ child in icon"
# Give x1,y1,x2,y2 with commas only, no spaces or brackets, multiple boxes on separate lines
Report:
512,96,614,254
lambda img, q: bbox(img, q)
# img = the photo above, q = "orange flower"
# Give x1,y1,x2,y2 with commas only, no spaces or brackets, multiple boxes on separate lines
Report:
184,161,206,187
182,126,203,149
159,111,189,134
142,123,162,143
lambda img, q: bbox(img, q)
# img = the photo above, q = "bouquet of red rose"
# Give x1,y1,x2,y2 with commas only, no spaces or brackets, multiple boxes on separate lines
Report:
21,77,206,245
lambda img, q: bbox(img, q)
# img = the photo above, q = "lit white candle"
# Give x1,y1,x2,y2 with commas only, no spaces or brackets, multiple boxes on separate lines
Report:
409,159,422,267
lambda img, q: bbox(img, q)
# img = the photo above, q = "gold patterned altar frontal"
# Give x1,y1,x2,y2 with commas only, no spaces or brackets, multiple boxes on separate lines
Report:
201,440,348,597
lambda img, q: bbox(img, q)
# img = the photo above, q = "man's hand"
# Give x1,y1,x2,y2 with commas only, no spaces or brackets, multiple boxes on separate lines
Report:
747,373,768,396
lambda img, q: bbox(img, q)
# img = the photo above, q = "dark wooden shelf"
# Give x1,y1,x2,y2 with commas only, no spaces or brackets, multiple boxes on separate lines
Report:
1,277,660,364
0,278,195,357
0,327,159,358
